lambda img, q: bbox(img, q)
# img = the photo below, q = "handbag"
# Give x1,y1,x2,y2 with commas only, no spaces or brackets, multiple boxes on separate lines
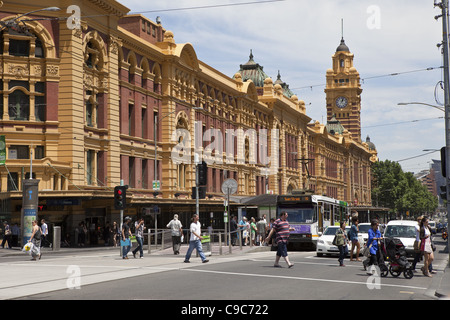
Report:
120,238,131,247
363,243,372,257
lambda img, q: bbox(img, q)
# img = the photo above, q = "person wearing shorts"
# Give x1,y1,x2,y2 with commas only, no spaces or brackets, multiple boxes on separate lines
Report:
265,211,294,268
349,216,361,261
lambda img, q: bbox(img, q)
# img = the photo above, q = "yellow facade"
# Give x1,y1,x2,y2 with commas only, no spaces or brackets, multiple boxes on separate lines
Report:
0,0,376,236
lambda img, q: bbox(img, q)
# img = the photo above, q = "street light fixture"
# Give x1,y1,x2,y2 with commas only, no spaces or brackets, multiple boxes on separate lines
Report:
397,102,445,112
0,7,61,36
0,7,60,28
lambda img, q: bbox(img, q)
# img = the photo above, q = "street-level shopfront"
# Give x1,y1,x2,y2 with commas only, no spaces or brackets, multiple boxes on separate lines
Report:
1,194,237,247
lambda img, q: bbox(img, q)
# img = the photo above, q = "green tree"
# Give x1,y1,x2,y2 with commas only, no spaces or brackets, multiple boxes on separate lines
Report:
371,160,438,217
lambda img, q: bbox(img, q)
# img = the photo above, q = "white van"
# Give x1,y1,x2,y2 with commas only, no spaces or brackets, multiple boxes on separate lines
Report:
383,220,418,257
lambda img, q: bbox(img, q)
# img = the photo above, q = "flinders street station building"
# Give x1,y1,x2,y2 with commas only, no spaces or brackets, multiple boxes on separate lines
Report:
0,0,377,242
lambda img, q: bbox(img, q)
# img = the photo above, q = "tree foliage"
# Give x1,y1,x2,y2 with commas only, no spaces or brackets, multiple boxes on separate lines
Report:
371,160,438,216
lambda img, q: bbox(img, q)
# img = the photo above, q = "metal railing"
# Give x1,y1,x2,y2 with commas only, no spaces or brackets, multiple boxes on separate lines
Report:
145,228,267,255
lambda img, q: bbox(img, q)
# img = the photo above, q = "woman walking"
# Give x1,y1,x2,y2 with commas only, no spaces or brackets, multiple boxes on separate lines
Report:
29,220,42,260
420,216,434,277
336,222,348,267
349,216,361,261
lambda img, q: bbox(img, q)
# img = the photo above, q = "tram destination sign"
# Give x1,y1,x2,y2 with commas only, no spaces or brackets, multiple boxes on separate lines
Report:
277,195,311,203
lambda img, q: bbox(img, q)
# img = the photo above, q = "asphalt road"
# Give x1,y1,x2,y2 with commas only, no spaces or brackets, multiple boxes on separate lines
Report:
12,237,447,302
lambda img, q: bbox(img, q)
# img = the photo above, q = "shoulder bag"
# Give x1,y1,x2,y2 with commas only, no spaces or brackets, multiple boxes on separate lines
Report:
362,243,372,257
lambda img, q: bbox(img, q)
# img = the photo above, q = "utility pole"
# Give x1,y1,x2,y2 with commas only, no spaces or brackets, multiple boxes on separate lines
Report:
435,0,450,262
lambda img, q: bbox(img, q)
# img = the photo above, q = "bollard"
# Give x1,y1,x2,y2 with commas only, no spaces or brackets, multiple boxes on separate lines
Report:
239,229,243,251
52,226,61,251
147,230,151,254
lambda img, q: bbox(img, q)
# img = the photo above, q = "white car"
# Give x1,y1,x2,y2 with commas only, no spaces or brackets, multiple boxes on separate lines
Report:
316,226,363,257
383,220,417,257
429,221,437,234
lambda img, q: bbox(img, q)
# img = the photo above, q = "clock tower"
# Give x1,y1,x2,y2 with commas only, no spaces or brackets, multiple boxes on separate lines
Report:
324,37,362,141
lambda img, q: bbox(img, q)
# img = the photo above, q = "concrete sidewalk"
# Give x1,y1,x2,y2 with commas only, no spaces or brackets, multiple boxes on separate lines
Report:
0,241,270,258
0,242,271,300
434,246,450,299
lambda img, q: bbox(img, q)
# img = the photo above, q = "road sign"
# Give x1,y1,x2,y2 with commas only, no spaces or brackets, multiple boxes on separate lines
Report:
221,178,238,195
152,180,160,191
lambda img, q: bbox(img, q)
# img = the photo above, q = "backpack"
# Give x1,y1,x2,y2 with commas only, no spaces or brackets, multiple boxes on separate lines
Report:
333,229,345,246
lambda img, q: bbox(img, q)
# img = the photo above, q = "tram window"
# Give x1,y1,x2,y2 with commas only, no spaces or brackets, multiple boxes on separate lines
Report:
324,203,330,221
279,208,314,223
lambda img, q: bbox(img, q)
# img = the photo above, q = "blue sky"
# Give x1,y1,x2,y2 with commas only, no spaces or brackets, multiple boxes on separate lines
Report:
119,0,446,174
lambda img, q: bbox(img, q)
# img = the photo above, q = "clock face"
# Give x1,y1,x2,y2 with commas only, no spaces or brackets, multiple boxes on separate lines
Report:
336,96,348,108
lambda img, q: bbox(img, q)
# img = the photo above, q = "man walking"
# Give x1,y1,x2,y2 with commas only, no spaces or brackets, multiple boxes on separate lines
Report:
184,214,209,264
132,218,146,258
40,219,50,248
167,214,183,255
265,212,294,268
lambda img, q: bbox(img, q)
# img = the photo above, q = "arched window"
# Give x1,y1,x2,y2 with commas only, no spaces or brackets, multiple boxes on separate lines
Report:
8,90,29,121
1,26,48,122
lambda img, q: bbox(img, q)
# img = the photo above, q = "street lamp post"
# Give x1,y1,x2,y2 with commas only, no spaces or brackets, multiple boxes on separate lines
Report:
435,0,450,263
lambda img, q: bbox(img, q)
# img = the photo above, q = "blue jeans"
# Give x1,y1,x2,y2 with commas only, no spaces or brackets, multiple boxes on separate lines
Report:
184,240,206,262
122,239,131,258
338,245,348,265
132,236,144,257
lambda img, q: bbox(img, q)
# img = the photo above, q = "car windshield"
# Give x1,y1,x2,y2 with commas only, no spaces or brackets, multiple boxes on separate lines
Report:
358,225,371,233
323,227,339,235
384,225,416,238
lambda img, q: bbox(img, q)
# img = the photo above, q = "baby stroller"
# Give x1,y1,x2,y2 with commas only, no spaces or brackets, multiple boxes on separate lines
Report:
380,237,413,279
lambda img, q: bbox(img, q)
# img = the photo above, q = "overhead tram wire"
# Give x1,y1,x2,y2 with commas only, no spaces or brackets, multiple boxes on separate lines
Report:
130,0,287,14
291,66,443,91
50,0,288,20
363,116,444,129
395,150,439,163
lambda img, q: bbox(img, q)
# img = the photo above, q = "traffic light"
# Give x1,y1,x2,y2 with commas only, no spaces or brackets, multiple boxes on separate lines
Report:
440,185,448,201
441,147,446,178
114,185,128,210
192,186,206,199
197,161,208,186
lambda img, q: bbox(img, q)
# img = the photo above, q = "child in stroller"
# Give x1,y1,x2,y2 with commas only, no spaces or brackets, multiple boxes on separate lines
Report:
380,237,414,279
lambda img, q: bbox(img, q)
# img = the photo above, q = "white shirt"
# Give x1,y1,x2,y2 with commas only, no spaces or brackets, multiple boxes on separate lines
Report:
189,221,201,241
415,224,420,241
41,223,48,235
